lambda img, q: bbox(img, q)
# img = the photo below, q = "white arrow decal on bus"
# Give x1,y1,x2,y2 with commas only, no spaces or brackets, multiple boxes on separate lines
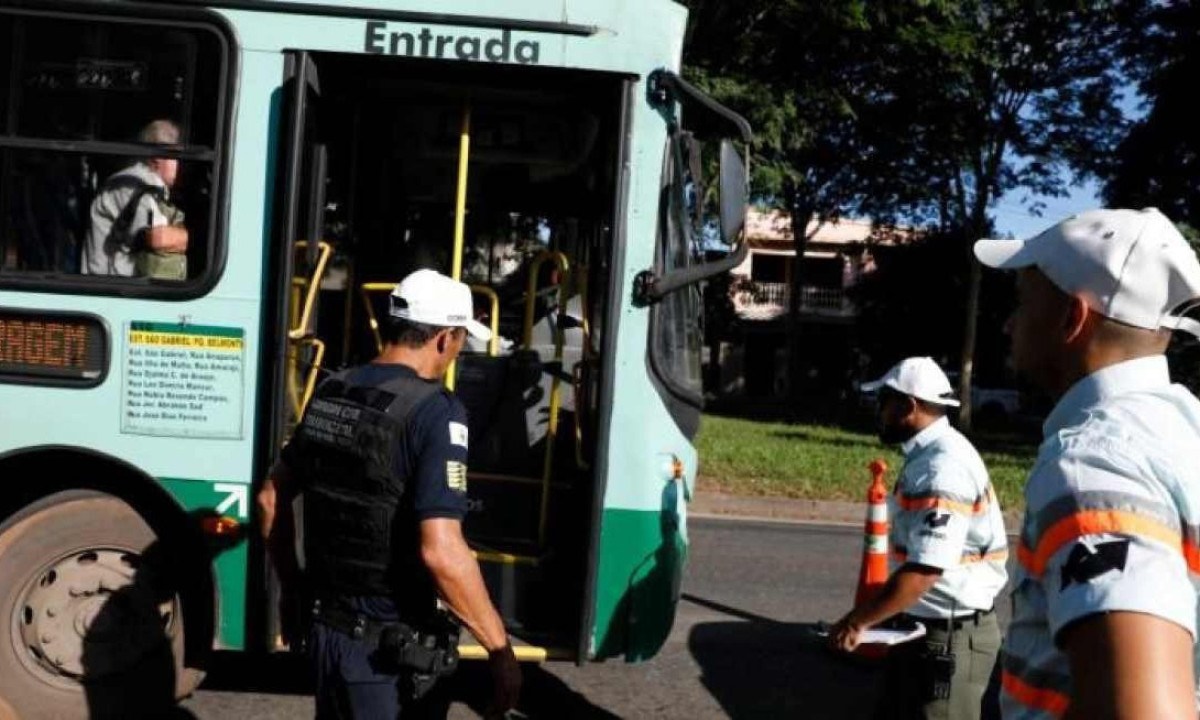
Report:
215,483,248,518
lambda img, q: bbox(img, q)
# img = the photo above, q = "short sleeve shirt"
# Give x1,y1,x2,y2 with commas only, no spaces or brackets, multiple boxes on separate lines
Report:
83,163,169,276
888,417,1009,618
337,363,470,522
1001,356,1200,719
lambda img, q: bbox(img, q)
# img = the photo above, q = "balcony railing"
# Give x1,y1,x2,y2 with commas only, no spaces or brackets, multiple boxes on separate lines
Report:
731,282,854,320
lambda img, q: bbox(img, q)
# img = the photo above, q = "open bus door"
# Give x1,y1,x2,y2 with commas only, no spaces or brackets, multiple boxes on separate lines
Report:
262,50,750,664
261,49,334,651
262,50,637,663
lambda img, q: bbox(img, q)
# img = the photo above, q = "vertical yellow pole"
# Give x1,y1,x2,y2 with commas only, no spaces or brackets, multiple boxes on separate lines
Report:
446,102,471,391
451,103,471,280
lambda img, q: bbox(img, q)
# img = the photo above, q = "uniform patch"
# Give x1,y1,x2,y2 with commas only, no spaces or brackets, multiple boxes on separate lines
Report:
1061,539,1129,590
449,422,469,449
446,461,468,492
924,511,951,529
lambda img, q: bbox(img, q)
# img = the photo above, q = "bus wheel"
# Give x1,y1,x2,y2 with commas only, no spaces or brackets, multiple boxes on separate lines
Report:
0,493,193,719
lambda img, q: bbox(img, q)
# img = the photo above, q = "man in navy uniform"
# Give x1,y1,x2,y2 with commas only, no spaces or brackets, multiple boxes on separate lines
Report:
258,268,520,718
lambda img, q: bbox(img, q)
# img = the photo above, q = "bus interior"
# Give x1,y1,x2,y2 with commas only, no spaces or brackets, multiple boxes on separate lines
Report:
277,52,631,653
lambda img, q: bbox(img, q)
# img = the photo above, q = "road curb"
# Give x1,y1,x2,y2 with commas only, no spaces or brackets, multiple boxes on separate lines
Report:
691,490,1022,534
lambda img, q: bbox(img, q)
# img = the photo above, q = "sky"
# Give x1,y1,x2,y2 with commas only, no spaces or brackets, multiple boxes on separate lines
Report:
989,90,1142,240
991,179,1103,240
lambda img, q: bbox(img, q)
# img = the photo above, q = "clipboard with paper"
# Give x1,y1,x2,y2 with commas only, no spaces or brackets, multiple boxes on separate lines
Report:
812,620,927,646
857,622,926,646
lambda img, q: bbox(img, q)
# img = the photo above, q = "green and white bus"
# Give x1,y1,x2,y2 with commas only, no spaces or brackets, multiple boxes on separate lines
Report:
0,0,750,715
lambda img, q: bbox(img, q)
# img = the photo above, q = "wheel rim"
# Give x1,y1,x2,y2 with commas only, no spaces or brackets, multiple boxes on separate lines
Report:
11,547,177,688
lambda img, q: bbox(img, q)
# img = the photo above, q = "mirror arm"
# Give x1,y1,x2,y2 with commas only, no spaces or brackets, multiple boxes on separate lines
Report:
634,240,749,307
647,69,753,143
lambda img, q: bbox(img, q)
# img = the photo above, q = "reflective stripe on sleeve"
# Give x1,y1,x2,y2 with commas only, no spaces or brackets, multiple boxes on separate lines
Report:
1018,508,1191,578
897,489,989,516
1001,654,1072,718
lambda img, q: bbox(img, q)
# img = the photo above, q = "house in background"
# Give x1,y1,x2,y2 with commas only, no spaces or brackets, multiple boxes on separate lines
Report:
710,210,911,402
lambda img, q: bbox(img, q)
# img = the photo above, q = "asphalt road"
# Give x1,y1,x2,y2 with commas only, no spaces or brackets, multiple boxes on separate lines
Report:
182,517,1014,719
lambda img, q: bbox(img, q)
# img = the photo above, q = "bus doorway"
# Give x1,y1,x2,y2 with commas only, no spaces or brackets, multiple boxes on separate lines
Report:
270,51,630,660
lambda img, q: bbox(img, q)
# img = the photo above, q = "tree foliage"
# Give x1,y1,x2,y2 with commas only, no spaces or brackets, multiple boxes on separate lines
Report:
683,1,1137,425
1103,2,1199,231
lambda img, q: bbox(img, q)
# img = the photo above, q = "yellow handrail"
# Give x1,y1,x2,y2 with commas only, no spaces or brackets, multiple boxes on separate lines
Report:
297,337,326,414
288,241,332,342
520,250,572,546
360,282,499,358
446,103,472,392
522,251,571,347
286,241,332,419
572,361,589,470
359,281,394,354
286,282,304,417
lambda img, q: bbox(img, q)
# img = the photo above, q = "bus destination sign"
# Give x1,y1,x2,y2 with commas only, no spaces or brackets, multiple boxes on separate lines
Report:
120,322,245,440
0,310,107,385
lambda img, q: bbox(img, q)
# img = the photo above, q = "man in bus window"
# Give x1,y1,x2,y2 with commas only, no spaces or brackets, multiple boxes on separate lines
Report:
257,269,522,718
831,357,1008,720
83,119,189,279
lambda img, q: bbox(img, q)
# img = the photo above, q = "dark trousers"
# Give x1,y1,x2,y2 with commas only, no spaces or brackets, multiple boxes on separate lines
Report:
309,623,452,719
874,611,1001,720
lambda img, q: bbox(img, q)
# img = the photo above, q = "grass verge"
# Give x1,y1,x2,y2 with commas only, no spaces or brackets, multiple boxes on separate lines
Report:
695,415,1035,510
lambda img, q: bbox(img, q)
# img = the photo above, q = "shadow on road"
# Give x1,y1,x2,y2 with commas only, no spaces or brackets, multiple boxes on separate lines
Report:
440,662,620,720
197,649,617,719
684,593,882,720
198,650,313,695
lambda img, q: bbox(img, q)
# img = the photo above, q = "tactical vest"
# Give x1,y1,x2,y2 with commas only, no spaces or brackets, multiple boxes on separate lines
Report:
291,369,442,597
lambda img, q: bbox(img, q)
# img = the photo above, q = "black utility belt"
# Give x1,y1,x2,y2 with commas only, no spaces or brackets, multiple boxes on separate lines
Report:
311,600,460,678
904,607,995,631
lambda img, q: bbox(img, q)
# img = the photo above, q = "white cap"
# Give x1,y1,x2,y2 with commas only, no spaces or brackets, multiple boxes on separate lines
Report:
861,357,960,407
388,269,492,341
974,208,1200,337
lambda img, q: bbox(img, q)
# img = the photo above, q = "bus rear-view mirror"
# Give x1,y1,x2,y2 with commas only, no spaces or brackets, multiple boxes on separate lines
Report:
719,138,747,247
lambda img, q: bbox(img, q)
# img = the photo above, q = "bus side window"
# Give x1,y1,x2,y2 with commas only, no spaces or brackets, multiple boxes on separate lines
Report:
0,9,228,290
645,113,750,439
647,140,706,425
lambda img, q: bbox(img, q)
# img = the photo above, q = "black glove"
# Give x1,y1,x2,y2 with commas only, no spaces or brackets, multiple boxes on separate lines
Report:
484,644,521,719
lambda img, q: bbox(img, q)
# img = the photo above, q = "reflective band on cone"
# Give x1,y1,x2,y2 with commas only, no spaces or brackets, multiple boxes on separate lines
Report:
854,458,891,607
852,459,892,660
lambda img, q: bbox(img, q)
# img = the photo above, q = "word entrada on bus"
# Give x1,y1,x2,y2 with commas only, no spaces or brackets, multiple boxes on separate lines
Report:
363,22,541,64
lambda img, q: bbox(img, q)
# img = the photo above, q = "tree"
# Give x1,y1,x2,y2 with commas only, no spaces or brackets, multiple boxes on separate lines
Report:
682,0,878,414
1103,2,1199,230
854,1,1133,429
681,2,1134,426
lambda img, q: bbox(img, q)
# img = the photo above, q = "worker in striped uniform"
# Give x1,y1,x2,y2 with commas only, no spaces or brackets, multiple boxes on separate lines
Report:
974,207,1200,719
832,356,1008,720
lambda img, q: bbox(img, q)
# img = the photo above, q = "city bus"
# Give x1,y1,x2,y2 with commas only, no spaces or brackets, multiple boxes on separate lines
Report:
0,0,750,716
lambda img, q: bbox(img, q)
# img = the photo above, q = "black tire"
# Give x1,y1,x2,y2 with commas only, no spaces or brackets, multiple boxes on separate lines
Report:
0,492,197,719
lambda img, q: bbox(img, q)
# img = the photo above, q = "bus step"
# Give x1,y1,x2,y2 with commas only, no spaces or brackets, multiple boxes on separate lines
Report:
456,640,572,663
473,549,542,567
473,548,551,632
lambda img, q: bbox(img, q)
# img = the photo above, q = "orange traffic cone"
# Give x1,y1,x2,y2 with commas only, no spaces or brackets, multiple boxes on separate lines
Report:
854,458,890,606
